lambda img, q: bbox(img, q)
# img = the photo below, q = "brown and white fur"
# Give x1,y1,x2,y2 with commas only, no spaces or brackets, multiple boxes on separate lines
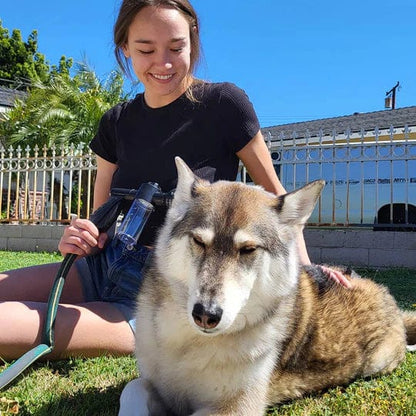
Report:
119,157,416,416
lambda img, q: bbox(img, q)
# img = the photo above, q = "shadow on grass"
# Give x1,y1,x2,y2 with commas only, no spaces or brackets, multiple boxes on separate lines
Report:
0,359,82,390
0,356,136,416
29,384,124,416
358,267,416,309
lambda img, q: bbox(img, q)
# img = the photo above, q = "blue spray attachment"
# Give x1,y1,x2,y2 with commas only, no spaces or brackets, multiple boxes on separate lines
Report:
115,182,161,249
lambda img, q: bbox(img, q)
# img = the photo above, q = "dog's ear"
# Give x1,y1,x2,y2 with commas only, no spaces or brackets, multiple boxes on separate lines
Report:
276,180,325,225
170,157,198,218
175,156,195,195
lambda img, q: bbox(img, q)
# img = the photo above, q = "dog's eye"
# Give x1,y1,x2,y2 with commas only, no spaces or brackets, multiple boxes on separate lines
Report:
192,236,206,249
239,245,257,255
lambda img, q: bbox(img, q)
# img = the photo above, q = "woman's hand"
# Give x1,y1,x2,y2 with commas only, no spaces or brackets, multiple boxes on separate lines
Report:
58,215,108,257
319,265,352,288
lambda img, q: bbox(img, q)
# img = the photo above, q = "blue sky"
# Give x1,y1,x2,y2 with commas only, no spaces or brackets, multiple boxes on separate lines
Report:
1,0,415,127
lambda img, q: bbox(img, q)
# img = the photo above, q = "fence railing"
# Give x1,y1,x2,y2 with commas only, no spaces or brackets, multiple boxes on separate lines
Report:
260,124,416,230
1,124,416,229
0,144,96,224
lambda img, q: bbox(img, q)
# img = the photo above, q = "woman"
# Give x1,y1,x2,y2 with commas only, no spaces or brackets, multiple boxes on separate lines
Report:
0,0,347,361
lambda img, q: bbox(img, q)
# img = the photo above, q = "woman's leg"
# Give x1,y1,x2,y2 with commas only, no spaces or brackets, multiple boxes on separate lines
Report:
0,300,134,360
0,262,84,303
0,261,134,360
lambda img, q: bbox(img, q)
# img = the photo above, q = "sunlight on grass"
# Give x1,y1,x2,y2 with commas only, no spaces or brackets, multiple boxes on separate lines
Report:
0,251,62,272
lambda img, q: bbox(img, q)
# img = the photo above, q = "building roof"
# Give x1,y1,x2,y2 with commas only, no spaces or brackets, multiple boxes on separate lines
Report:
263,106,416,139
0,87,27,108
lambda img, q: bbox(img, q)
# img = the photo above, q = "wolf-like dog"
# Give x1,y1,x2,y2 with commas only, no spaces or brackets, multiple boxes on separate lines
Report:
119,157,416,416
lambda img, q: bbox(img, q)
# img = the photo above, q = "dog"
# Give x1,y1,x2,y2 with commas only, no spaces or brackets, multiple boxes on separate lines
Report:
119,157,416,416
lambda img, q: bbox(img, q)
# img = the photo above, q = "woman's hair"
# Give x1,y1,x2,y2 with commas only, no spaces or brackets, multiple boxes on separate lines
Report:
114,0,201,79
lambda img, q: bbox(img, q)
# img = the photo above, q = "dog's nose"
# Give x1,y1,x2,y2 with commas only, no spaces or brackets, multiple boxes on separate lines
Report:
192,303,223,330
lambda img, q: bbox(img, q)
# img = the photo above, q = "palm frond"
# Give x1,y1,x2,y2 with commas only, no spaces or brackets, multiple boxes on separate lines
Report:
1,65,127,148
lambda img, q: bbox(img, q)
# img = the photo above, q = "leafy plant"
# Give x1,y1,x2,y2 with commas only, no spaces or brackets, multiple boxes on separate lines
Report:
1,65,127,150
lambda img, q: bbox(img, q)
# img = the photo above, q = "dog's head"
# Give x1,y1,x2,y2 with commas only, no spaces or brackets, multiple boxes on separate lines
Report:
155,157,324,336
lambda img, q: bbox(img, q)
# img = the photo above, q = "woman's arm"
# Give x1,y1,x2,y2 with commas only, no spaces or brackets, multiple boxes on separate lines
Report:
236,130,312,265
236,130,286,196
236,131,352,288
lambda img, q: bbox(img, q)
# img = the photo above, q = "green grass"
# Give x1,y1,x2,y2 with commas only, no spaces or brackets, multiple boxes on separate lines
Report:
0,251,415,415
0,251,63,271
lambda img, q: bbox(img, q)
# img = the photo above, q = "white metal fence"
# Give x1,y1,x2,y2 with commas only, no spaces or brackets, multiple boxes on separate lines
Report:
260,125,416,230
1,125,416,229
0,144,96,224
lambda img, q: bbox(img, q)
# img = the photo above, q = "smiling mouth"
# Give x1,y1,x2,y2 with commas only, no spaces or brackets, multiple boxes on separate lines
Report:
151,73,174,81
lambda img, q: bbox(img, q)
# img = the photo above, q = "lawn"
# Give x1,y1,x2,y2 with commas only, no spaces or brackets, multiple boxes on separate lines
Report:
0,251,415,415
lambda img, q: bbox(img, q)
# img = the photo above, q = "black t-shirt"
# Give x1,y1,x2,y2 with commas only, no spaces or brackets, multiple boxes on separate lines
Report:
90,81,260,244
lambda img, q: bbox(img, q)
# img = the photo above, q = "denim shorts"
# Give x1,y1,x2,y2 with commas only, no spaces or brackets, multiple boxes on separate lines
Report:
75,238,152,333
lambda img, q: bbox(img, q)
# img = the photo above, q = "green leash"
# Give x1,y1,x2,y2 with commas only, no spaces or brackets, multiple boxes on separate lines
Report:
0,253,77,389
0,194,126,390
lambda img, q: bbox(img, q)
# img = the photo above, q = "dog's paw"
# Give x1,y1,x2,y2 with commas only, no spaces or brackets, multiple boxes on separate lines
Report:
119,378,150,416
406,344,416,352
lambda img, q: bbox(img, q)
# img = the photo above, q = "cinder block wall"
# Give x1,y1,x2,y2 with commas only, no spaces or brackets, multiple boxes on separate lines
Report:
0,224,415,269
305,229,416,269
0,224,65,253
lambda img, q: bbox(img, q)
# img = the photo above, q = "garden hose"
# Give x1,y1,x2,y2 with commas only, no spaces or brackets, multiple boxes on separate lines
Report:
0,194,126,390
0,253,77,389
0,185,172,390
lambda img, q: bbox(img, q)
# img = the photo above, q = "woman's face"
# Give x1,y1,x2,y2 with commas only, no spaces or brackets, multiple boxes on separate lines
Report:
123,6,192,108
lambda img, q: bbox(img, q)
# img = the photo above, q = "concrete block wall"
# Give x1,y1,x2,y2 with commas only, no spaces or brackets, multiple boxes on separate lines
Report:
0,224,415,269
0,224,65,253
305,229,416,269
